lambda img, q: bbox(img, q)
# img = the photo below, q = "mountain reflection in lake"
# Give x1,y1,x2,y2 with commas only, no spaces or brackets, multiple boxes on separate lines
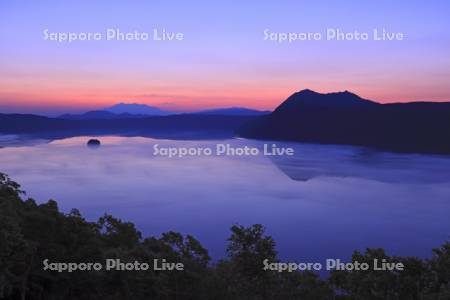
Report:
0,135,449,264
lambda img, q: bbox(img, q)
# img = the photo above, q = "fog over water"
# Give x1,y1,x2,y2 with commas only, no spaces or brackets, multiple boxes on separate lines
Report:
1,135,449,263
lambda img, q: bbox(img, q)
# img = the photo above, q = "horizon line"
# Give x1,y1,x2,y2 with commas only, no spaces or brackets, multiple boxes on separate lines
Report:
1,88,450,117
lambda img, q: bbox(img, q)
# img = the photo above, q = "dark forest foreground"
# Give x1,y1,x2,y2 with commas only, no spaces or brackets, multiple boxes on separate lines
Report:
0,173,448,299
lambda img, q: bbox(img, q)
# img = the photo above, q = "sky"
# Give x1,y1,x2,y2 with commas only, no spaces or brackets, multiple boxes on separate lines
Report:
0,0,450,115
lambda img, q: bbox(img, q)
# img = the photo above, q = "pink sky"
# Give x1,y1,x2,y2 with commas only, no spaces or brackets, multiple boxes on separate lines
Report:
1,1,449,115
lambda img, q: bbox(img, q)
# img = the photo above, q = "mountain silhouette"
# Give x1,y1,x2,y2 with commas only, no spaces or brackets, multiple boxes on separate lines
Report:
59,106,271,120
105,103,172,115
59,110,152,120
0,113,257,141
274,89,378,112
239,89,450,154
3,90,450,154
194,107,270,116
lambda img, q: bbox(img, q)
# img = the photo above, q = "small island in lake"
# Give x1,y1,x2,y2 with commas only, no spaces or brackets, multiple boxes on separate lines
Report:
87,138,101,147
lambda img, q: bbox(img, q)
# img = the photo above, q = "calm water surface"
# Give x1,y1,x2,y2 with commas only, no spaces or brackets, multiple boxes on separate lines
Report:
0,135,449,263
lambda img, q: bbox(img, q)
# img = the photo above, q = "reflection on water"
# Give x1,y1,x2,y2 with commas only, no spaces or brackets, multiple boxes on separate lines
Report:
0,135,449,264
269,142,450,184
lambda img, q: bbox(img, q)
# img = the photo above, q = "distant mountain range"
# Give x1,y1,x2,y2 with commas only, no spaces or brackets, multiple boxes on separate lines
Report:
2,91,450,154
59,103,171,119
193,107,270,116
59,103,268,120
239,89,450,154
0,113,256,140
59,110,150,120
105,103,171,116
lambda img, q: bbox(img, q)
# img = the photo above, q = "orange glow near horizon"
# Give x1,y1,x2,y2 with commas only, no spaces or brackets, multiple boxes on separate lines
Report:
2,78,450,115
2,60,450,114
1,1,450,115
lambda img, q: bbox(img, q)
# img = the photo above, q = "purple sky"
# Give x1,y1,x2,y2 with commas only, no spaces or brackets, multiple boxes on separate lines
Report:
0,0,449,115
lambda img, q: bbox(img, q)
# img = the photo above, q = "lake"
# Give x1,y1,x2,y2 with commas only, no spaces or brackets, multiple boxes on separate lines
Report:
1,135,449,265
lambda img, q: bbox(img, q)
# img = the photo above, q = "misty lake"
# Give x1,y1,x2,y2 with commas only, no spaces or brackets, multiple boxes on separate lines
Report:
1,135,449,264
